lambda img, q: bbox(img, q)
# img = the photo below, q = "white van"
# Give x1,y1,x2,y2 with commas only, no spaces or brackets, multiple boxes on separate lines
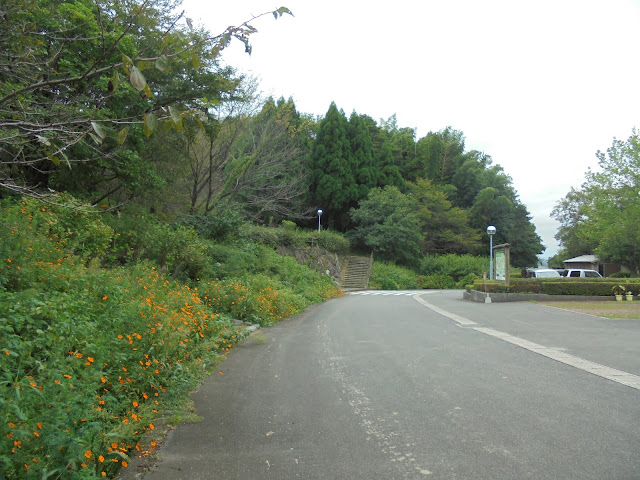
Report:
562,269,603,278
525,268,561,278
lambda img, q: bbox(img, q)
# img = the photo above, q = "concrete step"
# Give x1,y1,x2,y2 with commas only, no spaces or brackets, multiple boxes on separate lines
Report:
340,255,373,290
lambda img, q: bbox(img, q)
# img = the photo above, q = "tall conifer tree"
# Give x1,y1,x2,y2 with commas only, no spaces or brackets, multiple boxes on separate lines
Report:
310,103,356,230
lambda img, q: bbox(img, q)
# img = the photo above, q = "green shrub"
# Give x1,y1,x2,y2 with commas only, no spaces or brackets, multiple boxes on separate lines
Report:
470,278,640,296
281,220,297,230
245,225,350,254
418,274,457,289
0,259,243,479
609,271,632,278
0,197,114,290
419,254,487,281
172,209,244,242
245,225,282,248
369,262,419,290
314,230,351,254
455,273,480,289
0,198,344,479
105,213,210,280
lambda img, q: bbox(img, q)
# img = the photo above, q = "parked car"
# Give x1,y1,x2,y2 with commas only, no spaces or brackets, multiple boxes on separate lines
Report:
524,268,561,278
561,269,603,278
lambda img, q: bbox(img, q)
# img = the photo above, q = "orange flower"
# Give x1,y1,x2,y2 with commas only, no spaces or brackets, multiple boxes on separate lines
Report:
3,349,9,355
122,461,128,468
98,455,105,463
102,296,108,300
36,423,42,429
148,423,155,430
84,450,92,459
132,401,138,407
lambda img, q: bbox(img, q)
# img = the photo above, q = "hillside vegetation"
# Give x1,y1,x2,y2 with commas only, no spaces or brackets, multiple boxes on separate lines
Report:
0,197,342,479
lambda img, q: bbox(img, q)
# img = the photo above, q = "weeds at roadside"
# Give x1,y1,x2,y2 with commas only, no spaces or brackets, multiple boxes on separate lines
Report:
0,197,342,479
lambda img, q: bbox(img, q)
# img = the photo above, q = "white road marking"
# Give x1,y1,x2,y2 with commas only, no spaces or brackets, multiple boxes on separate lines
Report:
319,322,434,477
414,295,640,391
349,290,439,296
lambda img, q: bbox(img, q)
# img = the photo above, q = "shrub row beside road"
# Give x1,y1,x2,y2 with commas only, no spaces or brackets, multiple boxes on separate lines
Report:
0,197,342,480
472,278,640,296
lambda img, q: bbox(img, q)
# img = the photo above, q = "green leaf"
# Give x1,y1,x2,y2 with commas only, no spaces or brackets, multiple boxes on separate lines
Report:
89,133,102,145
122,54,133,75
91,121,107,139
173,118,183,134
13,402,28,420
275,7,293,18
143,113,158,137
155,55,170,72
117,127,129,145
144,83,152,98
191,50,201,69
130,66,146,91
110,71,120,92
45,150,60,166
168,105,181,124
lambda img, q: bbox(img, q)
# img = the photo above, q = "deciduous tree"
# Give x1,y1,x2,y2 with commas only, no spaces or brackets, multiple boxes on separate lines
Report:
349,186,423,264
0,0,291,203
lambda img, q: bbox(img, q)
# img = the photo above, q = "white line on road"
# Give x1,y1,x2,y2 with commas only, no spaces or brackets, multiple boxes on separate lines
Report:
413,295,640,391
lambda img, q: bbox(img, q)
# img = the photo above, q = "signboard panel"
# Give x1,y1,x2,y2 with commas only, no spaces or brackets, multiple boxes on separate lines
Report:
495,251,506,281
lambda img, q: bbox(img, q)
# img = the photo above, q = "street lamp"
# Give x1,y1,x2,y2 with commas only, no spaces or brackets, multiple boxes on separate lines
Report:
487,225,496,280
317,209,323,233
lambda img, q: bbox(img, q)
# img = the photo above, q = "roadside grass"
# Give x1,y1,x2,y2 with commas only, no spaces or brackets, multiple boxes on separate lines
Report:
0,197,342,480
538,300,640,319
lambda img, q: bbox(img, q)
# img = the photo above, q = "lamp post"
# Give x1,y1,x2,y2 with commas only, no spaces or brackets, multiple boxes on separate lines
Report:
317,209,323,233
487,225,496,280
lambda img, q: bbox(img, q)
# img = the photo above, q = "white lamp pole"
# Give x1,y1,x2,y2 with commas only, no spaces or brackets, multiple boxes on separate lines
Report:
317,209,323,233
487,225,496,280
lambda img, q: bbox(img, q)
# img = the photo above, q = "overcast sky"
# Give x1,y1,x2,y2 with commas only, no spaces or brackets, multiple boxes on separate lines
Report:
180,0,640,259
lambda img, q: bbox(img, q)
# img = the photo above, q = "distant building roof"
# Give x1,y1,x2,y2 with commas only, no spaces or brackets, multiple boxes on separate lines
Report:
564,255,599,263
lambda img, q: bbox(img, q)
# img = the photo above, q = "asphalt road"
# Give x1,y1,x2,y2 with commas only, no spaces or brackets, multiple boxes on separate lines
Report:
137,290,640,480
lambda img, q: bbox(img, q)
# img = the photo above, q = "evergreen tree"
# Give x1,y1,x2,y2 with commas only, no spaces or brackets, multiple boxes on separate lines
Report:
348,112,378,200
310,103,357,230
408,178,482,254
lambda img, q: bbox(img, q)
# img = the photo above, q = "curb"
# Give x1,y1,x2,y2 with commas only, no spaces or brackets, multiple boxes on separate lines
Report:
463,290,621,303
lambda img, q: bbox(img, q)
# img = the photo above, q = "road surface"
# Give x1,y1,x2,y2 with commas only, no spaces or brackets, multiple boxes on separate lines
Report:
135,290,640,479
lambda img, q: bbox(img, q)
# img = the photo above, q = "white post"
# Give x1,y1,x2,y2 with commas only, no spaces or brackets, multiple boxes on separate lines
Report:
487,225,496,281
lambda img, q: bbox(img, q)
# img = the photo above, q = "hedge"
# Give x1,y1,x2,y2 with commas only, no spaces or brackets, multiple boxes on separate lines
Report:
471,278,640,296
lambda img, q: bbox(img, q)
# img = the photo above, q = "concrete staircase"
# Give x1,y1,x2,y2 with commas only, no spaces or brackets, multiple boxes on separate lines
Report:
340,255,373,290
